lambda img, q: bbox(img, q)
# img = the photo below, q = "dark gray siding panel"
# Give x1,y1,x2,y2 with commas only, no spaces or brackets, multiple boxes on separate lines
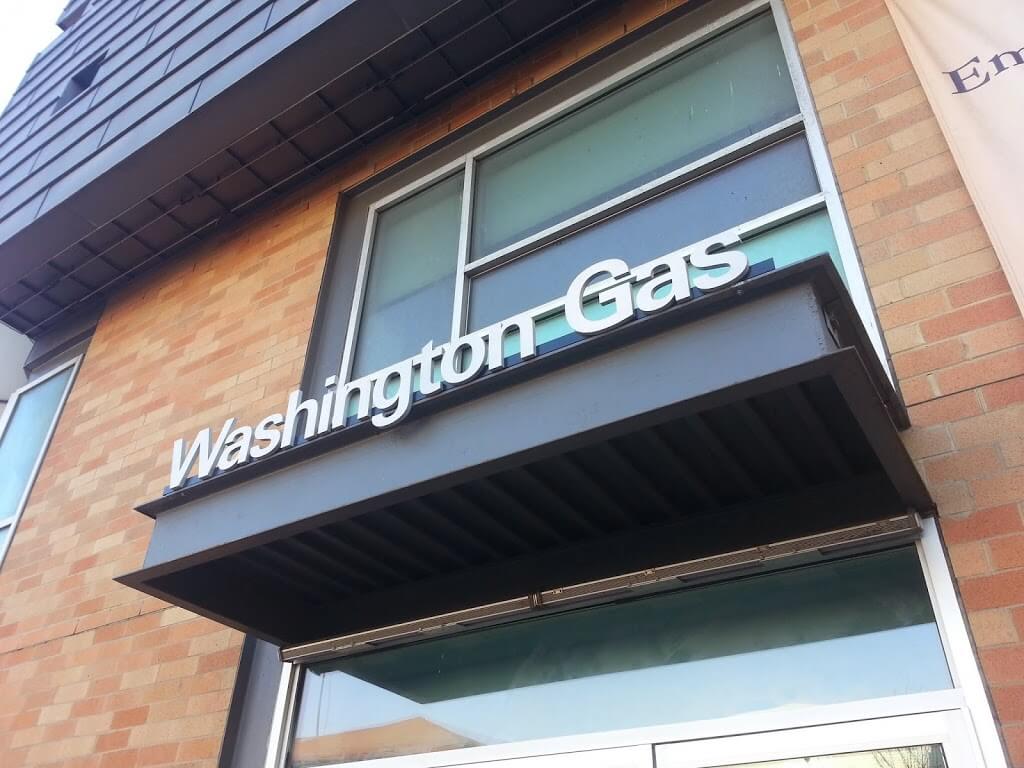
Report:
41,86,202,221
0,1,143,132
0,0,435,239
169,1,268,70
0,155,39,219
188,8,280,110
0,0,639,336
33,113,106,175
0,0,279,214
0,190,47,236
0,2,153,183
267,0,335,27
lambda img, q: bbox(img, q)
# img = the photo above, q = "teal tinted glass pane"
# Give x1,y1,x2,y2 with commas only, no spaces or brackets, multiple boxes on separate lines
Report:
468,136,819,331
0,368,73,522
290,549,950,767
488,210,842,363
470,13,799,259
351,174,463,377
0,524,10,555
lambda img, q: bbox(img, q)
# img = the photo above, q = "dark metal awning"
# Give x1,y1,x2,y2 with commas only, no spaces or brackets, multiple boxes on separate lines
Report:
118,259,933,647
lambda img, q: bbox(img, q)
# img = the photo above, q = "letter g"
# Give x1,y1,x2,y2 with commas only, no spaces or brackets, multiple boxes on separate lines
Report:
565,259,635,335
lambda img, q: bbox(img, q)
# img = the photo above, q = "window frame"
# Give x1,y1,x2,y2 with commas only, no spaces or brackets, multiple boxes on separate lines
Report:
654,712,977,768
335,0,888,388
0,355,81,569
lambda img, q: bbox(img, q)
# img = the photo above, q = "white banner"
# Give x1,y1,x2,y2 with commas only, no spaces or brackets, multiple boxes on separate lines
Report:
886,0,1024,311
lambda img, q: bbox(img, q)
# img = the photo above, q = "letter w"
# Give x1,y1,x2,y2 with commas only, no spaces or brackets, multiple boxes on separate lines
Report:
169,418,236,489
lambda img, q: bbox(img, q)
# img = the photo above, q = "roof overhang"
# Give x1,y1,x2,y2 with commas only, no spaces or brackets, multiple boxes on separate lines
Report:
0,0,643,337
118,258,932,646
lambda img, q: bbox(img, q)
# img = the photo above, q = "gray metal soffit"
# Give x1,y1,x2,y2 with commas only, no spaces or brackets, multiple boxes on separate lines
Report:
0,0,626,337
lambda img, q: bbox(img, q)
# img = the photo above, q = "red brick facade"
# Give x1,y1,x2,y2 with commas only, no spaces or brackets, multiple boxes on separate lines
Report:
789,1,1024,762
0,1,1021,766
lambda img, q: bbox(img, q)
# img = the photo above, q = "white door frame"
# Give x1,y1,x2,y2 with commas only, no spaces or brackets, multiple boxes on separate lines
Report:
655,711,976,768
360,710,977,768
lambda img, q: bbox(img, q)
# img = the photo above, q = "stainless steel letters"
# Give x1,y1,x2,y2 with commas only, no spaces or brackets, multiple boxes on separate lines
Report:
167,243,751,488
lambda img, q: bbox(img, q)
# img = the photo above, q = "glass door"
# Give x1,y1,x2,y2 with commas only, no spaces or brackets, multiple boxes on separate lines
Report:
654,712,977,768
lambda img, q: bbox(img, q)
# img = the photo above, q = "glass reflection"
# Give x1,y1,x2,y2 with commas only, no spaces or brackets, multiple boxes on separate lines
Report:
351,173,463,378
722,744,947,768
289,549,951,767
0,367,74,522
471,13,800,259
468,136,819,331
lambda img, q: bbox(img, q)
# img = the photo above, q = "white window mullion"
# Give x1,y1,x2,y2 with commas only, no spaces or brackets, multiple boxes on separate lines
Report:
451,156,476,341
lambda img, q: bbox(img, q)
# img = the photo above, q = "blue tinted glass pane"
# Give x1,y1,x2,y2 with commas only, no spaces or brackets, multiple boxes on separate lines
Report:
290,548,950,766
469,135,819,331
352,174,463,377
471,13,799,259
0,368,73,522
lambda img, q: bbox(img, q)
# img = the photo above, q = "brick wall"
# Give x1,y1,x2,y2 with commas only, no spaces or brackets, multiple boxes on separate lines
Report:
0,0,1021,766
788,0,1024,763
0,189,337,767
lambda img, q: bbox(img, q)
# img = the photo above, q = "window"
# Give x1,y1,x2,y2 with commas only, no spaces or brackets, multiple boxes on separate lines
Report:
316,5,883,392
0,359,79,568
350,174,464,378
53,53,105,113
58,1,91,32
468,14,799,261
284,547,951,767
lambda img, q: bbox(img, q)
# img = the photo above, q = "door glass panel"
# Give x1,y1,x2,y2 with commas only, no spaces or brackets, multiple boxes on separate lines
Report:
710,745,947,768
350,173,463,378
470,13,800,260
288,548,951,767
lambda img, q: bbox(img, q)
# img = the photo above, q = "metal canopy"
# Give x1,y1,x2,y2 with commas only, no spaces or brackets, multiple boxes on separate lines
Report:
117,260,933,647
0,0,625,337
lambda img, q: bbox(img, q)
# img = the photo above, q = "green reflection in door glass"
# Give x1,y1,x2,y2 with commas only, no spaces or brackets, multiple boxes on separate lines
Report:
289,548,951,767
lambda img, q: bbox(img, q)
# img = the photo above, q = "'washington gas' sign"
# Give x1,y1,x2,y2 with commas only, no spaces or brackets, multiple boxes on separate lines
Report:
167,234,752,490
